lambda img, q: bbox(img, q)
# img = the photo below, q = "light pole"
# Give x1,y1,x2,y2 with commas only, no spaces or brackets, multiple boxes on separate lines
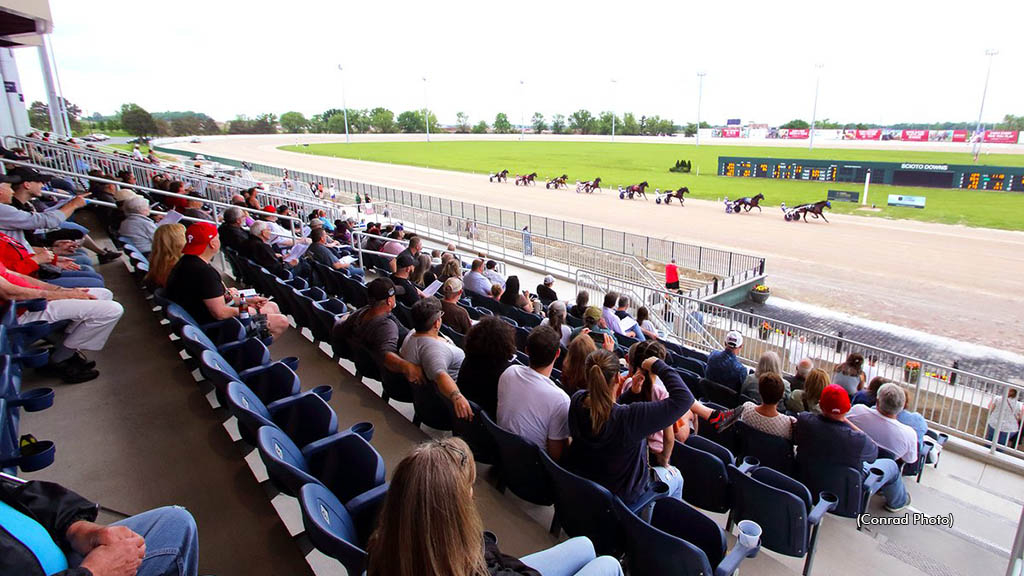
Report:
696,72,706,146
972,49,999,161
337,65,350,144
422,76,430,143
610,78,617,142
809,63,824,150
520,79,525,141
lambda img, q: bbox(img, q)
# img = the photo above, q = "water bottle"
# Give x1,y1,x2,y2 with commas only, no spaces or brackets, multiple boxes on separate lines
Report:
239,295,250,321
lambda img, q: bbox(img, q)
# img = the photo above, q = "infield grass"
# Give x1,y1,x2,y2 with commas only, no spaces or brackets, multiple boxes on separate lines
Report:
279,141,1024,230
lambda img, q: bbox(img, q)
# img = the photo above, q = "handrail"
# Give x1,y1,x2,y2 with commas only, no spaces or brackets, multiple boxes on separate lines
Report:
351,230,507,277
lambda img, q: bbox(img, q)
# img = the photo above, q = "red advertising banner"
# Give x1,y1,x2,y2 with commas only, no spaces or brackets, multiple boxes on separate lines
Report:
952,130,968,142
720,127,741,138
983,130,1019,144
856,129,881,140
785,128,809,139
901,130,929,142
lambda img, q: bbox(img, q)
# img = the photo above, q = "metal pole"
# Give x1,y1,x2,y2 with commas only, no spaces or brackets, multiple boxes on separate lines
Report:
973,49,998,161
337,65,350,144
37,38,65,136
809,63,823,151
520,79,525,141
696,72,706,146
422,76,430,143
610,78,616,142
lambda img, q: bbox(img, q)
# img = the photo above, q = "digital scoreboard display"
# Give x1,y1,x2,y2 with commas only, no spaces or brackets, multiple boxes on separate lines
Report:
721,160,837,182
960,172,1019,191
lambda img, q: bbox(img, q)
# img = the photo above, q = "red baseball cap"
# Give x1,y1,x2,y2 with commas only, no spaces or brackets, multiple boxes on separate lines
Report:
182,222,218,256
263,205,276,213
819,384,852,416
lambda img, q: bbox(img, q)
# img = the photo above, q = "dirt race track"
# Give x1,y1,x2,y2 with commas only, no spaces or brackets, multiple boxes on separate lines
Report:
173,135,1024,353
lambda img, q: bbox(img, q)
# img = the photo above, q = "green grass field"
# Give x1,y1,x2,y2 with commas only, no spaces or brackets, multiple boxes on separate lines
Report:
279,141,1024,230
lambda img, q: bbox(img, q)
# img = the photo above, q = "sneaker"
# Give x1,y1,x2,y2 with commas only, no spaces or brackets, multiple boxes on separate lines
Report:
709,409,741,432
98,250,123,264
884,494,911,513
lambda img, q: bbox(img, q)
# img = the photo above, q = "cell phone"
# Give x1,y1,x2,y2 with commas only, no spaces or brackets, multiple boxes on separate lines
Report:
238,288,257,298
589,331,607,346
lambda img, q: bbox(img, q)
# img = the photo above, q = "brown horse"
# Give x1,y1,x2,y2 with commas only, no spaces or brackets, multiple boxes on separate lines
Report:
783,199,832,222
620,181,649,200
730,193,765,214
657,186,690,206
515,172,538,186
577,177,601,193
489,169,509,183
546,174,568,189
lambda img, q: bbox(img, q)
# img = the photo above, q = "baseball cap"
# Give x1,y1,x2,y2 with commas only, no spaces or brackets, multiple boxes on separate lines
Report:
263,205,277,214
182,222,218,256
725,330,744,348
0,173,19,184
583,306,602,323
819,384,852,416
396,253,416,269
367,277,396,303
543,275,554,285
8,167,51,184
442,277,463,296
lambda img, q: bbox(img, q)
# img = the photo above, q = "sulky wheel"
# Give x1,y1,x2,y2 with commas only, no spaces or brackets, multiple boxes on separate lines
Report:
784,213,792,221
656,197,662,204
619,191,625,199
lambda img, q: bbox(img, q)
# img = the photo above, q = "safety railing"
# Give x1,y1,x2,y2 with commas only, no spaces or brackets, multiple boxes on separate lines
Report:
350,230,506,278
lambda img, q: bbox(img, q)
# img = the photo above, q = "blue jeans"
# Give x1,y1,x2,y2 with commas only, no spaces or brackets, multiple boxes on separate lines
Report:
112,506,198,576
520,536,622,576
986,426,1019,447
653,465,683,500
345,266,365,280
70,251,94,268
49,270,105,289
864,459,908,508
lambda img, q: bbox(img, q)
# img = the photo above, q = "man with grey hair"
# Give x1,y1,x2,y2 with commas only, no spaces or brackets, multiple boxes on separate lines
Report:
785,358,814,391
848,382,919,465
117,197,157,254
242,220,305,278
218,206,248,251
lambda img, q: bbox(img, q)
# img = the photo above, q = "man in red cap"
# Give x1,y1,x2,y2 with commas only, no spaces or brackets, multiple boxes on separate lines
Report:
793,383,910,512
165,222,289,340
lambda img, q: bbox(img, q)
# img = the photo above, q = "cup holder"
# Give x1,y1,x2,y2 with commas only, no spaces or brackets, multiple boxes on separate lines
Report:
18,440,56,472
13,388,55,412
348,421,374,442
281,357,300,372
311,385,333,402
11,321,53,343
15,349,50,369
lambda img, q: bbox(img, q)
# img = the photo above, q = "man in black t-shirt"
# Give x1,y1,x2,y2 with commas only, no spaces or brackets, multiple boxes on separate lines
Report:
307,228,364,279
218,207,248,252
390,253,421,307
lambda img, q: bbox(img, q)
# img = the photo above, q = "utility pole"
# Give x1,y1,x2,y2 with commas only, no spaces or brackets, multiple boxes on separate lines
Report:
337,65,350,144
422,76,430,143
809,63,824,150
972,49,998,161
611,78,617,142
696,72,706,146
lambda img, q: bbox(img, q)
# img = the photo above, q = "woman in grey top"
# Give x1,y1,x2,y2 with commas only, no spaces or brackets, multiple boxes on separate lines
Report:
118,197,157,254
832,353,865,396
399,297,472,420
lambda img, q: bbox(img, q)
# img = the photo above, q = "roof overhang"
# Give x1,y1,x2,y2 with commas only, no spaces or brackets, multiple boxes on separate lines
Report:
0,1,54,48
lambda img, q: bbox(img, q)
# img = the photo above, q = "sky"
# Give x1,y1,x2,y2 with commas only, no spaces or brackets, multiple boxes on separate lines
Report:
11,0,1024,127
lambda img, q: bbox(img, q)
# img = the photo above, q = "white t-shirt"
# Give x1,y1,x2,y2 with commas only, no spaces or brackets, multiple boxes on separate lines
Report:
987,396,1022,433
539,318,572,347
847,404,919,463
497,364,570,449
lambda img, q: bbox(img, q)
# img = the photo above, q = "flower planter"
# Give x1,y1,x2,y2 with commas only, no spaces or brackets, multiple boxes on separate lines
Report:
750,289,770,304
903,367,921,384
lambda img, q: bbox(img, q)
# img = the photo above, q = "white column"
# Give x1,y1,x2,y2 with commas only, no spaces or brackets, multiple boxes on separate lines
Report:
37,39,66,136
0,49,31,135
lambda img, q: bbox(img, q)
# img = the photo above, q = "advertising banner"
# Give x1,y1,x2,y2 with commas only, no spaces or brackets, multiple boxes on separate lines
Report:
983,130,1019,144
888,195,926,209
856,129,881,140
720,127,742,138
901,130,929,142
952,130,968,142
785,128,810,139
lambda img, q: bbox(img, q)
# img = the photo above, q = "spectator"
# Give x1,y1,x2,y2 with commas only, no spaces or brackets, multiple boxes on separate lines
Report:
400,298,472,420
561,332,600,394
705,330,748,392
411,253,434,288
600,292,625,335
0,478,198,576
852,376,887,407
181,193,213,222
380,229,406,257
785,358,814,391
457,316,515,417
635,306,658,341
619,341,688,475
740,351,784,403
242,221,305,279
118,197,157,255
463,259,491,296
570,306,614,341
897,389,929,460
522,225,532,256
0,171,94,262
497,326,569,460
786,368,829,414
665,258,679,291
394,235,422,271
333,277,423,386
0,229,104,290
833,353,866,396
536,275,558,304
165,222,289,339
307,227,364,279
539,300,571,347
438,257,463,284
489,283,503,301
985,388,1022,447
484,259,505,289
864,354,881,384
848,383,919,467
614,295,645,342
366,438,621,576
217,206,248,252
499,275,535,314
569,291,589,319
143,224,185,290
439,278,472,335
793,384,909,512
390,253,422,306
738,373,797,439
260,206,299,248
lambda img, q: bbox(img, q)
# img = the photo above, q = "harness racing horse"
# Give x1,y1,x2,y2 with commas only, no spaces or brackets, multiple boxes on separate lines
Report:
546,174,568,189
783,199,832,222
655,187,690,206
576,177,601,193
515,172,538,186
489,169,509,183
729,193,765,214
619,181,649,200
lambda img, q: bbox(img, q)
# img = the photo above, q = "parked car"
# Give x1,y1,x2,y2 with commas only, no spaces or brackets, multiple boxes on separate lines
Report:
127,137,151,144
190,137,201,143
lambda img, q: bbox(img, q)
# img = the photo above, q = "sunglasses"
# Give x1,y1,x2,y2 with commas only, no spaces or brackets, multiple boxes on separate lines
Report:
436,440,467,467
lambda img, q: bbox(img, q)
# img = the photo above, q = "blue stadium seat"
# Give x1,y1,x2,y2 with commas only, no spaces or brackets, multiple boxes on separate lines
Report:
450,399,498,465
299,483,384,576
479,411,556,521
733,421,796,477
198,349,304,407
671,437,735,514
225,381,338,447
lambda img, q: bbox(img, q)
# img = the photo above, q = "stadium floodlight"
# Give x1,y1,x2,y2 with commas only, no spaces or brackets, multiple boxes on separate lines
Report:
610,79,617,143
972,49,999,161
337,65,350,144
809,63,824,151
422,76,430,143
520,79,525,141
696,72,706,147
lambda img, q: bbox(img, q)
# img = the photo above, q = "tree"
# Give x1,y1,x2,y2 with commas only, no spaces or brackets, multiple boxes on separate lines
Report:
279,111,309,133
780,119,810,129
493,113,512,134
569,109,595,134
250,113,278,134
120,103,157,138
597,111,619,135
369,107,396,133
227,115,253,134
456,112,471,133
397,110,422,133
551,114,566,134
199,116,221,135
620,112,640,135
28,101,49,130
472,120,489,134
531,112,547,133
683,121,710,136
998,114,1024,131
326,114,348,134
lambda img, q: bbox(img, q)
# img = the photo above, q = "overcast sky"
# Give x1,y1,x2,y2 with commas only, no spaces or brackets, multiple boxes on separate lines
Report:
12,0,1024,127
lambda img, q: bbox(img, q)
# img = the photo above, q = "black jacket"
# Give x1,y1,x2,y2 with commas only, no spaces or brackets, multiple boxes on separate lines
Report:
218,224,248,253
242,236,287,278
0,479,99,576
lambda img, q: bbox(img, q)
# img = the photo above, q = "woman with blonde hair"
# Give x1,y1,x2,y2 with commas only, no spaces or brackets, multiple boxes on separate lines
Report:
740,351,784,402
367,438,622,576
143,223,185,289
786,368,829,414
560,333,599,394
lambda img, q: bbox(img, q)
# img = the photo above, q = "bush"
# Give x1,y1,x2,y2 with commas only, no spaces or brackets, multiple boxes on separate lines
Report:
668,159,691,173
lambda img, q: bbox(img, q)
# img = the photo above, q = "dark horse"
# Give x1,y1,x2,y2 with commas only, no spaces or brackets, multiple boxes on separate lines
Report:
577,177,601,193
784,199,832,222
489,169,509,183
620,181,649,200
546,174,568,189
730,192,765,214
658,186,690,206
515,172,538,186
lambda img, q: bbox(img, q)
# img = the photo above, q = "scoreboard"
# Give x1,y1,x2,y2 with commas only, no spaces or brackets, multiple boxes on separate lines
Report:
718,156,1024,191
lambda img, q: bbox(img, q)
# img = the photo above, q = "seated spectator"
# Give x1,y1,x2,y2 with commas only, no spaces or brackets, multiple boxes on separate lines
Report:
601,292,640,341
457,316,515,416
497,326,569,460
740,351,784,403
438,257,463,284
785,358,814,391
635,306,658,341
569,290,589,319
165,222,288,340
489,283,503,301
738,373,796,439
539,300,571,347
411,253,434,288
536,275,558,304
181,193,213,222
0,229,105,290
307,228,364,279
897,389,929,459
439,277,471,335
852,376,887,407
498,275,535,314
795,384,911,512
484,259,505,289
390,253,422,307
117,197,157,255
260,206,300,248
242,221,305,279
217,207,249,252
619,341,688,475
786,368,829,414
848,383,919,466
380,229,406,256
560,332,600,394
706,330,748,392
393,235,422,273
400,298,472,420
0,477,198,576
833,352,866,396
366,438,621,576
985,387,1022,447
570,306,614,341
463,258,491,296
144,224,185,290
